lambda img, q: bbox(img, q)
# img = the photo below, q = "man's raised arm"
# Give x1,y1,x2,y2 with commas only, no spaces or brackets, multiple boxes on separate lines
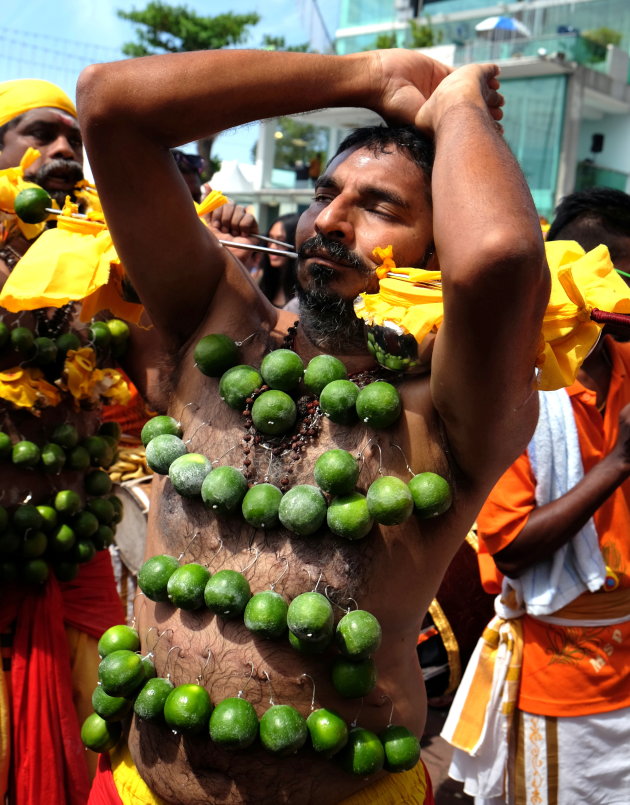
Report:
418,65,550,483
77,49,451,347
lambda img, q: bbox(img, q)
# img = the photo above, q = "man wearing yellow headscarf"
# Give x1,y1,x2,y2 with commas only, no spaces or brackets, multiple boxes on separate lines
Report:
0,79,125,805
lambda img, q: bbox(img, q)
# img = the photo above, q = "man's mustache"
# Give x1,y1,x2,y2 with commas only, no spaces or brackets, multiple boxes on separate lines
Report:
26,158,84,188
298,234,370,275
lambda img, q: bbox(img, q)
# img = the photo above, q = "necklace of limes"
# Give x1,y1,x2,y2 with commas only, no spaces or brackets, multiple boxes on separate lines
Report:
81,332,453,776
0,422,123,585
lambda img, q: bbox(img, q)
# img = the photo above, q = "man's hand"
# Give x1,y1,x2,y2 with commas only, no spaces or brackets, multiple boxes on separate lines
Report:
414,63,504,135
205,202,258,238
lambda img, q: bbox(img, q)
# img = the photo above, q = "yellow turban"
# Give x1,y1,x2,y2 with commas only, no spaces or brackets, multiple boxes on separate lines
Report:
0,79,76,127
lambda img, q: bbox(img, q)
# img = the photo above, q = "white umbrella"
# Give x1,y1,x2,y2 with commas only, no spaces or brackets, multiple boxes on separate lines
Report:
475,16,531,38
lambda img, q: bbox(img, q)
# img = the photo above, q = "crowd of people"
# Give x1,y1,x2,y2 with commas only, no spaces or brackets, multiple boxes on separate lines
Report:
0,42,628,805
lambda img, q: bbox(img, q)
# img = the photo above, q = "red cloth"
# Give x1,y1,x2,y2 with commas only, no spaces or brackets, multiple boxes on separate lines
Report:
87,754,122,805
2,550,124,805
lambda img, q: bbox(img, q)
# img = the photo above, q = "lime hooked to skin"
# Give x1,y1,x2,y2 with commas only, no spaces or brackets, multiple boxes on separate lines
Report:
80,712,122,753
380,724,421,772
145,434,187,475
251,389,297,436
164,683,213,734
355,381,402,429
141,415,182,447
303,354,348,397
243,590,288,639
327,493,373,541
203,569,252,619
219,364,262,410
209,696,259,749
408,471,453,518
138,554,180,602
339,727,385,776
259,349,304,392
319,379,359,425
241,483,282,529
168,453,212,497
366,475,414,526
307,708,349,757
98,649,146,697
201,465,248,514
166,562,210,610
314,448,360,496
98,624,141,658
331,657,377,698
259,704,308,755
336,610,382,660
194,333,239,377
287,591,334,643
14,185,52,224
134,677,174,723
278,484,327,536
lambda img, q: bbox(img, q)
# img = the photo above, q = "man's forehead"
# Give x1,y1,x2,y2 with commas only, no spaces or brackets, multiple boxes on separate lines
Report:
17,107,79,129
319,145,422,186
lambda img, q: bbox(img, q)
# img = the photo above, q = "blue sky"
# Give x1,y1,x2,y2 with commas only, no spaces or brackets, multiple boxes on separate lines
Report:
1,0,340,163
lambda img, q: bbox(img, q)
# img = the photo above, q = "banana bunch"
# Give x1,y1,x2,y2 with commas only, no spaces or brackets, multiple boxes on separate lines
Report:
108,441,152,484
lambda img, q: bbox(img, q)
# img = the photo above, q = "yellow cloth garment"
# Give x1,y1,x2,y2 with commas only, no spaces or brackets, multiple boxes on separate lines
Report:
0,366,61,410
0,190,228,322
0,148,51,240
355,241,630,391
0,78,76,127
62,348,131,407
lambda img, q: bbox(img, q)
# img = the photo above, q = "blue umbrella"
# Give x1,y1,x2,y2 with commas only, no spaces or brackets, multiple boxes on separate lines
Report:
475,16,531,38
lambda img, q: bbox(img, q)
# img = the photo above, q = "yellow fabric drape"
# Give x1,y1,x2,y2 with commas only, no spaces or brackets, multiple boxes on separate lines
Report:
355,241,630,391
0,148,51,240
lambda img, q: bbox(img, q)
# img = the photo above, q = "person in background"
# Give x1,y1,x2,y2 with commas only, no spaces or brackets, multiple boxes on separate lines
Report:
0,78,124,804
258,212,301,310
171,148,204,203
444,187,630,804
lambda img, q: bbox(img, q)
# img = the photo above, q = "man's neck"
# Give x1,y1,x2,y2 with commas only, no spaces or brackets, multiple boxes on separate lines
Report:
578,336,612,402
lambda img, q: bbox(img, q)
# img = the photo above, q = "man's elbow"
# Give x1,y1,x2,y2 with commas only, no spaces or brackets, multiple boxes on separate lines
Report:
76,63,117,132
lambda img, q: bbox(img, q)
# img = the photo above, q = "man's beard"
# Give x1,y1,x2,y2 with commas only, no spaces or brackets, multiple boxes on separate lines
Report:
296,233,372,353
25,158,84,208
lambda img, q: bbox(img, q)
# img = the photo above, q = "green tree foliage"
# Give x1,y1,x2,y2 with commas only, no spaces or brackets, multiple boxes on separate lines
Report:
373,32,397,50
262,34,310,53
272,117,328,172
117,2,260,56
408,18,443,48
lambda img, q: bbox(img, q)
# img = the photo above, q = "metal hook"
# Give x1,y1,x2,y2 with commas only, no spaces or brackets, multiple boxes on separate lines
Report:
350,698,364,728
165,645,184,681
269,556,289,591
234,331,257,348
261,670,275,706
238,661,256,698
177,531,201,562
195,648,213,685
211,442,239,465
380,693,395,726
240,547,260,574
390,442,414,478
263,451,275,483
178,401,199,426
129,591,146,629
185,421,210,446
300,673,317,712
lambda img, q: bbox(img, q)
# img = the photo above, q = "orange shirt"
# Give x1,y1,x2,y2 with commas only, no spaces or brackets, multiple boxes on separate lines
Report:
477,337,630,717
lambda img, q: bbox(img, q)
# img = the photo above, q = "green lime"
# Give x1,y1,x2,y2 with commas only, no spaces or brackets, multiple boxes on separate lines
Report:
259,704,307,755
106,319,130,355
336,610,382,660
0,432,11,459
380,724,421,772
20,530,48,559
93,524,114,550
145,434,187,475
52,560,79,581
241,483,282,529
84,469,113,496
33,336,58,366
99,421,122,441
288,629,332,655
408,472,453,518
331,657,377,698
140,415,182,447
134,677,174,723
203,569,251,618
36,505,58,532
319,379,359,425
14,185,52,224
71,539,96,564
87,499,114,528
278,484,327,536
22,558,49,585
12,440,40,468
12,504,44,533
209,696,259,749
243,590,288,639
0,322,9,350
287,591,334,643
40,442,66,473
194,333,239,377
327,492,373,540
0,529,20,556
219,364,263,410
51,423,79,449
92,684,133,722
251,390,297,436
98,649,145,697
303,355,348,397
108,495,123,524
164,683,213,734
141,654,157,680
98,624,141,658
168,453,212,497
56,331,81,356
81,435,114,467
339,727,385,776
0,505,7,532
166,562,210,610
307,708,349,756
260,349,304,392
201,466,248,514
10,326,35,356
67,446,91,471
138,554,180,602
72,510,99,539
355,381,401,428
80,712,121,753
54,489,82,516
314,449,360,496
366,476,413,526
88,321,112,350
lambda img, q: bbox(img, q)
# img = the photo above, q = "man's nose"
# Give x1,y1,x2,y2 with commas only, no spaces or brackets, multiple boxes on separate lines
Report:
46,134,80,161
314,197,354,242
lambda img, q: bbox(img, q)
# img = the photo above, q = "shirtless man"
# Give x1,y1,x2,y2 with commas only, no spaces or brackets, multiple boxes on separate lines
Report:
78,48,549,803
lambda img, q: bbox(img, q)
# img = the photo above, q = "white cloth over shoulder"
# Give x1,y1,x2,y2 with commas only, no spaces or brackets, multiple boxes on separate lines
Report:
496,387,606,618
